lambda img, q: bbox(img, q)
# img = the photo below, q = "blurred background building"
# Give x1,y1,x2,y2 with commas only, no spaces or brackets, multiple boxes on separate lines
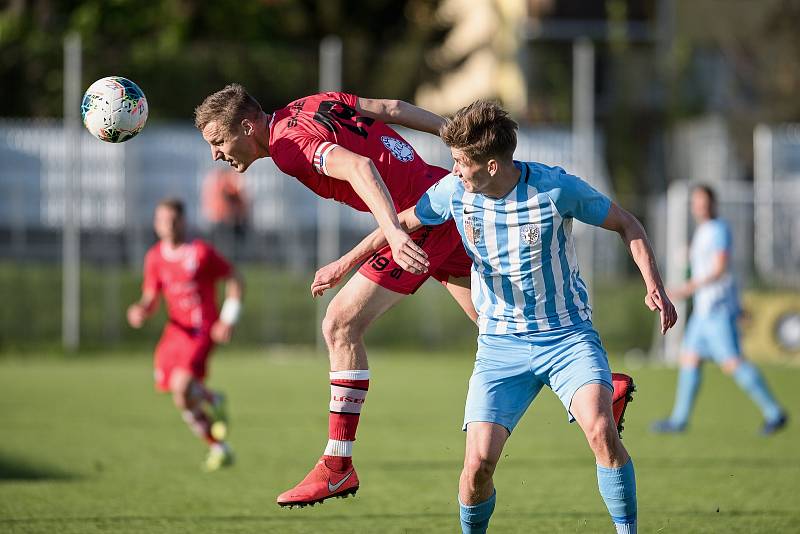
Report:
0,0,798,360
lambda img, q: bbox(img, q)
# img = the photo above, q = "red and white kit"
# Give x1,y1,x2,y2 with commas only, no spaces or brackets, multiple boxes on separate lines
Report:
142,239,232,391
269,92,471,293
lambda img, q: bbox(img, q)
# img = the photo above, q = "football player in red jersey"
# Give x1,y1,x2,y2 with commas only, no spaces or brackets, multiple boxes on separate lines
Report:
195,85,474,506
127,198,244,471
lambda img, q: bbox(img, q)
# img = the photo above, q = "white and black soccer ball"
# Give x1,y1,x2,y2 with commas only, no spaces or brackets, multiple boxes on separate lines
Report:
81,76,148,143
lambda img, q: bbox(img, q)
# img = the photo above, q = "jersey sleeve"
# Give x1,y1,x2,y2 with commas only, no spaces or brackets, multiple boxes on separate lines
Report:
271,129,338,178
201,242,233,280
415,173,458,225
709,222,733,254
549,169,612,225
142,250,161,294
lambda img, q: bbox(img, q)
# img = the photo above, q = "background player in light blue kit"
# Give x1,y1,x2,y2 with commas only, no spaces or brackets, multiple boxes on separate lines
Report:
314,101,678,534
652,185,788,435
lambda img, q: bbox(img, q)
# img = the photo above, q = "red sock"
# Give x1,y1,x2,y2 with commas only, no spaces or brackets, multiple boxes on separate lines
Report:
325,370,369,470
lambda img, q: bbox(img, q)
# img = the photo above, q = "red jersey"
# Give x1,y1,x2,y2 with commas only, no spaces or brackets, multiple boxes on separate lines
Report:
143,239,232,332
269,92,445,212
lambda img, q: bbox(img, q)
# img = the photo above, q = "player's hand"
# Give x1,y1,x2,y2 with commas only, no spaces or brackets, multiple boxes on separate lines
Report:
311,259,351,297
644,286,678,335
126,304,147,328
386,228,429,274
667,282,694,302
211,320,234,344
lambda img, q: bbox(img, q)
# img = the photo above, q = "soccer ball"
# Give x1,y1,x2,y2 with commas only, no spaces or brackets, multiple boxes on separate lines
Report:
81,76,148,143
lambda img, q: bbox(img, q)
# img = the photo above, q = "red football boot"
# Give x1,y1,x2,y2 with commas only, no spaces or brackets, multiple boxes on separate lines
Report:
612,373,636,437
277,457,359,508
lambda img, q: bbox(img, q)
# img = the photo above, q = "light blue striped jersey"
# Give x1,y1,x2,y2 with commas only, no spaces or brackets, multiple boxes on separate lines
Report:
690,219,739,316
415,161,612,335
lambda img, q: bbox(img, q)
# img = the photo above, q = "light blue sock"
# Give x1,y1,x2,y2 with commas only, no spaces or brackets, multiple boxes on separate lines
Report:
670,365,701,426
459,489,496,534
732,361,783,422
597,459,637,534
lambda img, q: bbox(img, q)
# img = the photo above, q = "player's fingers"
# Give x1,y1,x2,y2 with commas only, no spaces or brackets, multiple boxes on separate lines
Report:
397,256,424,275
644,295,657,311
404,240,429,261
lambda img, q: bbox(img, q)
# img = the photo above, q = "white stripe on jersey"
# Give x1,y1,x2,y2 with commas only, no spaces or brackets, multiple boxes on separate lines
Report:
480,195,510,334
526,185,551,331
562,218,591,322
503,196,529,328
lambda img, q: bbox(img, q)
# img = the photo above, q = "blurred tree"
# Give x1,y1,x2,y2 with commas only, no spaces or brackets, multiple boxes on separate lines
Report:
0,0,446,119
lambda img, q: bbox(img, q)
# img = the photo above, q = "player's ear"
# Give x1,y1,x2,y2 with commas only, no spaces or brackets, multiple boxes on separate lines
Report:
241,119,254,136
487,159,498,176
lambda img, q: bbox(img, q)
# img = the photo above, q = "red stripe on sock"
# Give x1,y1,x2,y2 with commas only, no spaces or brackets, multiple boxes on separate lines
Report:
330,379,370,390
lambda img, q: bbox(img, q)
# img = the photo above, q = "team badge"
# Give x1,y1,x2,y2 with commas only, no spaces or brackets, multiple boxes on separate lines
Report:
381,136,415,162
464,216,483,245
521,223,540,245
182,249,198,274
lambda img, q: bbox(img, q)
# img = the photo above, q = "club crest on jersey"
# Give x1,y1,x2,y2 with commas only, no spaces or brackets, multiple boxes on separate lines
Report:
521,223,540,245
381,136,415,162
464,216,483,245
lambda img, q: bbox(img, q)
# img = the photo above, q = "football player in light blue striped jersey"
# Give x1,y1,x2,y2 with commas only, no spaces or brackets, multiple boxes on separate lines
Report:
312,101,677,533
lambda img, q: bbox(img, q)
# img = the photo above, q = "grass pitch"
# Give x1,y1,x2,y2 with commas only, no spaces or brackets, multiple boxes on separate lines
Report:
1,350,798,533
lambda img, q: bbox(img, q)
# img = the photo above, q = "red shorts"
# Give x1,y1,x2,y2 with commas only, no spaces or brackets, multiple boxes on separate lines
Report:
358,219,472,295
153,322,214,392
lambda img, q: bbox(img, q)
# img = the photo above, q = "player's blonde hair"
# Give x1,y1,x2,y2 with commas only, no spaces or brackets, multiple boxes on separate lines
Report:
194,83,263,133
440,100,518,163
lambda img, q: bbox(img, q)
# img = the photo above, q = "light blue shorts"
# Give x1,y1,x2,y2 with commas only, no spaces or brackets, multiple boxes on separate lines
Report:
463,320,613,433
682,311,741,363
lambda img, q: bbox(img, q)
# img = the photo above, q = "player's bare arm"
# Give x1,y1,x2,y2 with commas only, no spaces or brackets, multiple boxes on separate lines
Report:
356,98,445,136
211,270,244,344
600,203,678,335
311,206,427,297
323,146,428,265
127,289,159,328
672,251,729,300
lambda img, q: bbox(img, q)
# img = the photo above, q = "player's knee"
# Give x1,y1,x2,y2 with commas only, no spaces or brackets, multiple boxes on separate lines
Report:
680,354,700,368
721,358,741,374
463,455,497,486
584,417,616,456
322,307,361,348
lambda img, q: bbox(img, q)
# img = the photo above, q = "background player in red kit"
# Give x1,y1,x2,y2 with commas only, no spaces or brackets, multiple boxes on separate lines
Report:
193,85,635,507
127,198,244,472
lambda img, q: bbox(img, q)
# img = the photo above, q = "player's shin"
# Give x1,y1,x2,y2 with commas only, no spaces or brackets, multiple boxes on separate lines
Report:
597,459,637,534
325,370,369,471
181,408,217,445
459,489,496,534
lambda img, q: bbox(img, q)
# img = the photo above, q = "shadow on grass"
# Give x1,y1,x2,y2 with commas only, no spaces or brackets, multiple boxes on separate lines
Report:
0,452,78,482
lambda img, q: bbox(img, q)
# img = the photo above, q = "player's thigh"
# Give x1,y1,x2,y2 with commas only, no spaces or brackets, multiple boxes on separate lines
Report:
570,382,615,430
705,313,742,366
534,324,613,422
326,271,407,332
464,334,542,434
464,422,510,468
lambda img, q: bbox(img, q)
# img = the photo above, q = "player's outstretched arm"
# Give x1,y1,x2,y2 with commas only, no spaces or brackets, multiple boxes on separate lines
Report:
357,98,445,136
211,270,244,344
324,146,428,266
671,251,729,301
600,203,678,335
311,206,427,297
126,289,159,329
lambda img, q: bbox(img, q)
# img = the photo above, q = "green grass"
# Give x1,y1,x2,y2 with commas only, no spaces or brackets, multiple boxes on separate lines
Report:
1,351,798,533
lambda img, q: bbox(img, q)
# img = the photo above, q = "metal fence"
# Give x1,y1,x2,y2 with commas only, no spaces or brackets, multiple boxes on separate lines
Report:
0,119,622,349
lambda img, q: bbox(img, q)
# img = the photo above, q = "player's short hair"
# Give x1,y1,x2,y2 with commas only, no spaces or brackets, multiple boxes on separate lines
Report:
194,83,263,133
692,184,717,205
156,198,185,218
440,100,518,163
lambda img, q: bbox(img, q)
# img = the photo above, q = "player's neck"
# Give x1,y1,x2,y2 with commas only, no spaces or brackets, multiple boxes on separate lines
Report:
161,238,187,252
257,112,271,157
482,163,521,199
